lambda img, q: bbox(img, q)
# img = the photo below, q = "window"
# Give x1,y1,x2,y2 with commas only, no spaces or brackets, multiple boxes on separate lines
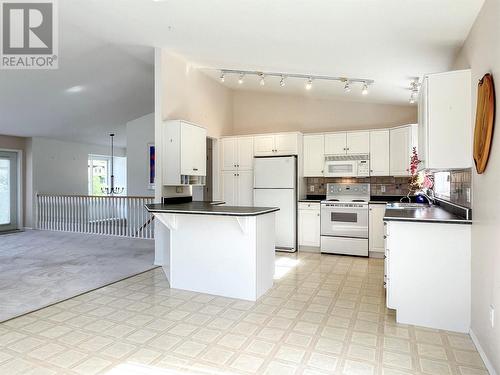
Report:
88,154,127,196
88,155,110,195
434,171,451,200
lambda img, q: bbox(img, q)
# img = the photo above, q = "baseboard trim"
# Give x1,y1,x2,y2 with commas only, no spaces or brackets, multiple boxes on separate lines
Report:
470,329,498,375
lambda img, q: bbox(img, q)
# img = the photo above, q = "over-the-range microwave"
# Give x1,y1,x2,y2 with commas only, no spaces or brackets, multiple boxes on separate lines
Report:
324,154,370,177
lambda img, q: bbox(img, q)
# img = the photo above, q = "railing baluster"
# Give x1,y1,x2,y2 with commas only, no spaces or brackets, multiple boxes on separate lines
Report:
35,194,153,240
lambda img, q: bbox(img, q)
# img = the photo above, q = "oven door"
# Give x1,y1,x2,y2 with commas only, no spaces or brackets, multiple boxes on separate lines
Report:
321,203,368,238
324,161,358,177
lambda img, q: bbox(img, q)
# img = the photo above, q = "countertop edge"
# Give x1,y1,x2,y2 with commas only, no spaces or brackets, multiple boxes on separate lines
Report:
383,216,472,225
146,207,280,217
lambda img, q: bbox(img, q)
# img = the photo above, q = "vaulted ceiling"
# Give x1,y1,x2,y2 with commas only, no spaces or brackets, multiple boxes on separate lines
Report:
0,0,485,146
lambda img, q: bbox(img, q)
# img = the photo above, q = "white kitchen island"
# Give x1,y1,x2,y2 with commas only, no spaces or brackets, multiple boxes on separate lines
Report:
146,202,279,301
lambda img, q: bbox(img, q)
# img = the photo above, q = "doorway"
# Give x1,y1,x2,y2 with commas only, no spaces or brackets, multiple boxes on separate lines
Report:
0,151,19,232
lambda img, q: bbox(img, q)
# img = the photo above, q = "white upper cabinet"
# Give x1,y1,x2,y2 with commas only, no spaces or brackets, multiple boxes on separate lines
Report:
346,131,370,154
180,122,206,176
254,133,300,156
418,70,472,170
237,137,254,170
221,137,254,171
303,134,325,177
324,132,369,155
275,133,299,155
253,135,275,156
369,130,390,176
221,138,237,171
390,125,417,176
324,133,347,155
162,120,207,185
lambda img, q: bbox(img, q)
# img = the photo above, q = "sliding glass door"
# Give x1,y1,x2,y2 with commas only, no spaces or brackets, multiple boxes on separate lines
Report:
0,151,18,232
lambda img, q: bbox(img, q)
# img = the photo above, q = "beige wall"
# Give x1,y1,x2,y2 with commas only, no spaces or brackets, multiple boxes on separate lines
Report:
161,51,232,138
231,90,417,135
453,0,500,372
0,134,27,227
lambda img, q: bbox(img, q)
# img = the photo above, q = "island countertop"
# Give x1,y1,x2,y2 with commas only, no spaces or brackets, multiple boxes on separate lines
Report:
145,202,280,217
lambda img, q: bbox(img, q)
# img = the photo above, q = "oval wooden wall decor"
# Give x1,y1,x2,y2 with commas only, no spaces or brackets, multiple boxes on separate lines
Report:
473,73,496,174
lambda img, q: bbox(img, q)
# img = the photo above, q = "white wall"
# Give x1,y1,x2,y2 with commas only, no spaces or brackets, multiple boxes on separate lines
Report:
231,90,417,135
25,137,126,227
453,0,500,373
126,113,155,197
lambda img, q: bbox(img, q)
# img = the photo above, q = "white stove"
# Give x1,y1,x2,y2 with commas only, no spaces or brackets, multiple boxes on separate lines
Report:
320,183,370,257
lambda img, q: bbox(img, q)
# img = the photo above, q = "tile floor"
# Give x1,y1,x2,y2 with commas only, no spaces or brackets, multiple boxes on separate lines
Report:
0,253,487,375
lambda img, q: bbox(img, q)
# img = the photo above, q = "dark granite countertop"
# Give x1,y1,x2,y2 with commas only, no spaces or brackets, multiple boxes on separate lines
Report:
384,205,472,225
145,202,280,217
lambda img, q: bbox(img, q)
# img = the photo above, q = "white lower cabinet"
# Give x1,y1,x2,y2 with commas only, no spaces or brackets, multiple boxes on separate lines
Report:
221,170,253,206
384,220,471,333
369,204,386,255
298,202,320,248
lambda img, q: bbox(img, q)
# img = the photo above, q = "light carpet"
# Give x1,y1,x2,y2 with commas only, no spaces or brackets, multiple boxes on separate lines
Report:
0,230,156,322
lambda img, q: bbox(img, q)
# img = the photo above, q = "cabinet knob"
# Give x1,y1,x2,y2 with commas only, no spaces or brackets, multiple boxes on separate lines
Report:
317,213,320,216
383,235,387,239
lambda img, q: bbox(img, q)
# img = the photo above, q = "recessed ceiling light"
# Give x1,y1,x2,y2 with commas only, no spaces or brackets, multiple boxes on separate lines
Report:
65,85,84,93
238,73,244,85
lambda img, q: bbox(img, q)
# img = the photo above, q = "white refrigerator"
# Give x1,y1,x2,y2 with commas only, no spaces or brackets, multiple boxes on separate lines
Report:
253,156,297,252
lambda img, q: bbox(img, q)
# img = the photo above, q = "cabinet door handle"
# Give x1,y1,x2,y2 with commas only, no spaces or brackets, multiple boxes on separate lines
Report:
193,168,198,171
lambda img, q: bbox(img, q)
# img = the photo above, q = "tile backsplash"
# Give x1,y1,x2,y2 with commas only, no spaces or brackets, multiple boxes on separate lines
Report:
432,169,472,208
305,176,410,196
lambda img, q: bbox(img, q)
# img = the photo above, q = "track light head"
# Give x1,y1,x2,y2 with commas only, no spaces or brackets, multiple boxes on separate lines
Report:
361,82,369,95
280,75,286,87
344,81,351,93
259,74,265,86
219,72,225,83
238,74,244,85
305,77,313,90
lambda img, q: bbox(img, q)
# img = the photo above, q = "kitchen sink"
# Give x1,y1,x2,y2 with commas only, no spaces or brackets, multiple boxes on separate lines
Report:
386,202,430,209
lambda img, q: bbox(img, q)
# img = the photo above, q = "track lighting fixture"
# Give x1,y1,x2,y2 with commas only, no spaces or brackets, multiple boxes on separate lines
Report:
409,78,420,104
361,82,369,95
280,75,286,87
305,77,313,90
344,81,351,93
215,69,375,93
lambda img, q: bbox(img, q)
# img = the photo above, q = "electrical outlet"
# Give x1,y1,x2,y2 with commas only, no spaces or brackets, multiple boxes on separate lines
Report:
310,185,315,192
490,305,495,328
381,185,386,193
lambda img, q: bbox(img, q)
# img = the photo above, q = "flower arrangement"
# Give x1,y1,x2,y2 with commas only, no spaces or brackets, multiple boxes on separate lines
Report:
408,147,433,195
